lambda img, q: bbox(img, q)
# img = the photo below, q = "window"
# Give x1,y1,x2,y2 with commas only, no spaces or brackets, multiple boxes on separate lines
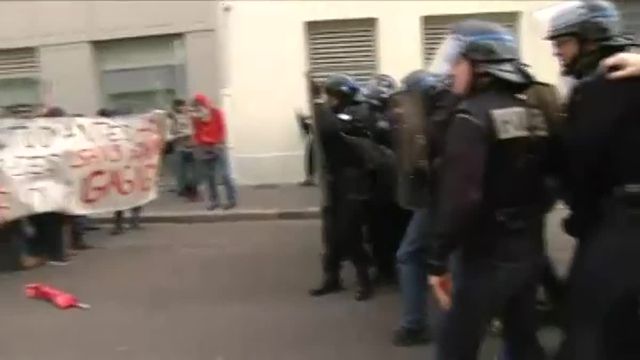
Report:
95,35,187,113
422,12,520,67
306,18,378,85
0,47,41,109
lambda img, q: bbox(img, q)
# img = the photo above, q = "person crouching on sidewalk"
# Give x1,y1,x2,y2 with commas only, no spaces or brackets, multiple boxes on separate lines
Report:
190,93,237,211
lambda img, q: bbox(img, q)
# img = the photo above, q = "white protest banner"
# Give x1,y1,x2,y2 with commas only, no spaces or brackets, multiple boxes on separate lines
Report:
0,111,167,224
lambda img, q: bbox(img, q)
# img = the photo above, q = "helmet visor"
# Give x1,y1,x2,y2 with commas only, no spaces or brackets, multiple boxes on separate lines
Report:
427,34,466,76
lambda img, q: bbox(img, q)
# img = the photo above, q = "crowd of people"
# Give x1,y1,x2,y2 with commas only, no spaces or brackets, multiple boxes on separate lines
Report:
0,92,237,270
306,1,640,358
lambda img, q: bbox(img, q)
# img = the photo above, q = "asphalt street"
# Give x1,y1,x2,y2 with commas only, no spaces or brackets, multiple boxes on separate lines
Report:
0,210,574,360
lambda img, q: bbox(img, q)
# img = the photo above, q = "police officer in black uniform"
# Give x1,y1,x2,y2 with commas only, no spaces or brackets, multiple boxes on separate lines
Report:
425,20,550,359
362,74,398,148
389,69,460,346
309,74,375,301
541,1,640,359
361,74,413,285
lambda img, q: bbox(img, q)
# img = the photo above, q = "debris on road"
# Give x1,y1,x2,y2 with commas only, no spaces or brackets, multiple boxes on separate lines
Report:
25,283,90,310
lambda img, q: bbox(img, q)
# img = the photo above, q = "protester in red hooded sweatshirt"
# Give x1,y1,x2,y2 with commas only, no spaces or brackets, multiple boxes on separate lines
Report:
191,93,237,210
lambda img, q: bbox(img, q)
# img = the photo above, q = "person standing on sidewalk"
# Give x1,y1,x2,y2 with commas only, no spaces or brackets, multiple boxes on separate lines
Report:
190,93,237,211
169,99,200,201
98,108,143,235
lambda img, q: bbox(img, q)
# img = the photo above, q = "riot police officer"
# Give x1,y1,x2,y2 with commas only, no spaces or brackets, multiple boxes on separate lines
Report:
309,74,375,301
362,74,398,148
425,20,551,359
389,69,459,346
540,1,640,359
361,74,413,286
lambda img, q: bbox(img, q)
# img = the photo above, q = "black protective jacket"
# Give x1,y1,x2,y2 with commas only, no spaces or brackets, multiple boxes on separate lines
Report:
427,87,553,275
562,62,640,239
312,100,382,201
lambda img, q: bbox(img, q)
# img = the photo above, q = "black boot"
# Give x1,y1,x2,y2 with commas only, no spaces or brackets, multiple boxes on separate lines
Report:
355,268,373,301
111,211,125,235
392,327,431,347
309,276,343,297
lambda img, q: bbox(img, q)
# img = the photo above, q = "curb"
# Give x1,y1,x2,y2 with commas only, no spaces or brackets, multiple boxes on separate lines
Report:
92,208,321,224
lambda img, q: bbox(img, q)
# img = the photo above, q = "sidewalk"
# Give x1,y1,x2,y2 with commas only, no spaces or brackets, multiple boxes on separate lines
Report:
94,184,321,224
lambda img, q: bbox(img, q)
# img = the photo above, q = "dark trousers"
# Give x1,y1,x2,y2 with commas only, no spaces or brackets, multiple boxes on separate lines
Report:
113,207,142,229
321,197,371,280
304,136,315,180
368,201,411,278
438,255,546,360
557,202,640,360
27,212,65,261
0,221,23,271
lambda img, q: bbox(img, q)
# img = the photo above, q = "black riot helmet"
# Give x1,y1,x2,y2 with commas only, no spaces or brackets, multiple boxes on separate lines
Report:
542,1,635,77
429,20,533,86
395,70,451,111
362,74,398,109
546,0,630,46
323,74,365,105
398,70,445,96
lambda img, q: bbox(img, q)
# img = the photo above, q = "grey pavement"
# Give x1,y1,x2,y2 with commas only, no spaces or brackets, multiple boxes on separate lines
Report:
0,213,574,360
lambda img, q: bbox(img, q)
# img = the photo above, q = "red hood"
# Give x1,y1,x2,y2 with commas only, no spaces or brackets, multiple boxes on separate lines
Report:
192,93,226,145
193,93,212,108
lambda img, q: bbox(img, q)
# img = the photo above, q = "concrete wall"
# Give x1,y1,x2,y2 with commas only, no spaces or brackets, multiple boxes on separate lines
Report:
39,43,100,115
0,1,217,48
185,31,222,105
0,1,221,116
221,0,563,185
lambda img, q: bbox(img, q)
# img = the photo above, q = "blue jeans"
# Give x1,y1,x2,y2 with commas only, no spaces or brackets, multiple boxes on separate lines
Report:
396,209,430,330
176,150,198,192
198,145,237,205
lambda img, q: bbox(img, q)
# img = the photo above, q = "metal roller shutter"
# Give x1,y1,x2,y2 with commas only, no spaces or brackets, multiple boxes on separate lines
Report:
0,47,41,109
422,12,519,67
615,0,640,40
0,47,39,78
306,18,377,85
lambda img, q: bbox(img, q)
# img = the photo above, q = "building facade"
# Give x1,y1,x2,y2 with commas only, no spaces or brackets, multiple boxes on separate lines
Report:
0,1,637,184
0,1,221,116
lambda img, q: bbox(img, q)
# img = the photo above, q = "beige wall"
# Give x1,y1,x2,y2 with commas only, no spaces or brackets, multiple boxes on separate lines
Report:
221,0,563,185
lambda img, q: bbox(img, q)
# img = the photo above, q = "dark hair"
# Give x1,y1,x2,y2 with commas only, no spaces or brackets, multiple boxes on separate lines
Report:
43,106,67,117
97,108,114,117
172,99,186,108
